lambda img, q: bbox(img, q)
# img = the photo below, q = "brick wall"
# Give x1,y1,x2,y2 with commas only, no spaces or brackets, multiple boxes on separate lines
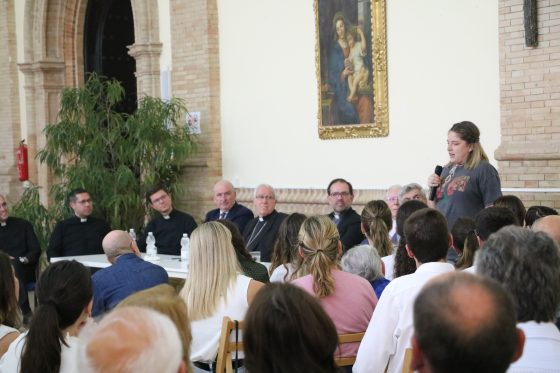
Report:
496,0,560,208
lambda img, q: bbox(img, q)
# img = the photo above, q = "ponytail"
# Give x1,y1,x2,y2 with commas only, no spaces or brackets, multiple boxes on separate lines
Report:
455,230,479,270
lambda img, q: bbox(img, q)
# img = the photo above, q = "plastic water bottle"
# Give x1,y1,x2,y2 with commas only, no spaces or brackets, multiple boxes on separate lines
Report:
129,228,136,242
146,232,157,257
180,233,189,262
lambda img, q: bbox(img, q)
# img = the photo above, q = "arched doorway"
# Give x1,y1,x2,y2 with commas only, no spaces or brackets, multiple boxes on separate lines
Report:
84,0,137,114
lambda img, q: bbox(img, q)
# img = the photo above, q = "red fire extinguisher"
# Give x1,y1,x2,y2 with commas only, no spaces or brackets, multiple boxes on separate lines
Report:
16,140,29,182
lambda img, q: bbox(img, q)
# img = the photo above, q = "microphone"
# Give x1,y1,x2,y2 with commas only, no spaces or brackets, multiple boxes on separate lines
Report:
429,165,443,201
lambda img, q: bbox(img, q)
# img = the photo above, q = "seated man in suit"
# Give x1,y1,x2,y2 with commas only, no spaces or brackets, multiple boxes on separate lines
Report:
92,230,169,317
326,178,364,250
205,180,253,233
243,184,287,262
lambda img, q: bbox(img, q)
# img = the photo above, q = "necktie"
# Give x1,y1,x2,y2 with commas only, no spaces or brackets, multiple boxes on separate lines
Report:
219,211,227,219
333,214,341,226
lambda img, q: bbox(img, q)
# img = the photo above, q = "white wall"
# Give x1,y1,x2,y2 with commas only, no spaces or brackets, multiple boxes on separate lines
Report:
218,0,500,189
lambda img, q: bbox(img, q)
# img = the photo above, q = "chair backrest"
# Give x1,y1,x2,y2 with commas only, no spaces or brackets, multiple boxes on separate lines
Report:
215,317,245,373
334,331,365,367
402,348,413,373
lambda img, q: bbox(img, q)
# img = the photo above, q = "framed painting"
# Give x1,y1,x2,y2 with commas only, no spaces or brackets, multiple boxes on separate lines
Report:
315,0,388,139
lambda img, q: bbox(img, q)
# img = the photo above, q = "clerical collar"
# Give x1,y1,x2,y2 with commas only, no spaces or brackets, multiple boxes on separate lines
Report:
76,216,87,223
163,215,170,220
0,222,6,227
259,210,276,221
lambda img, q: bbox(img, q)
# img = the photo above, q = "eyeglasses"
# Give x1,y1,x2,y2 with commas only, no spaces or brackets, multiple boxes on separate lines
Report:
76,199,92,205
255,195,275,201
387,196,399,203
151,194,169,204
329,192,351,198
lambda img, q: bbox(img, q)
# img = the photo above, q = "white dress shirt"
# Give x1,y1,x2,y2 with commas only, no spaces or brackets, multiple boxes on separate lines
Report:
508,321,560,373
353,261,455,373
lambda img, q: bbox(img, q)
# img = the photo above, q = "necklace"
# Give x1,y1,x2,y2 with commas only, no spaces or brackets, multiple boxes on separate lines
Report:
246,220,268,248
444,164,461,185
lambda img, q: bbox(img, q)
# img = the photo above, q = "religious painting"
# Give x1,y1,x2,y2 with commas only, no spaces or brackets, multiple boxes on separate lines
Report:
315,0,388,139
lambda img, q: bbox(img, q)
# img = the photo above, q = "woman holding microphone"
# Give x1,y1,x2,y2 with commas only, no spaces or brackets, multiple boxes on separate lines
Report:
427,121,502,227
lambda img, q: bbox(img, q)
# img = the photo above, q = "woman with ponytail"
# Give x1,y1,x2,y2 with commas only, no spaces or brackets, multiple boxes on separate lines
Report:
291,215,376,359
1,260,92,373
361,200,395,279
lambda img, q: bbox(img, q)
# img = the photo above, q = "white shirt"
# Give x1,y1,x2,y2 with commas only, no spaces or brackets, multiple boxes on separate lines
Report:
381,254,395,281
269,263,293,283
0,332,79,373
508,321,560,373
353,262,455,373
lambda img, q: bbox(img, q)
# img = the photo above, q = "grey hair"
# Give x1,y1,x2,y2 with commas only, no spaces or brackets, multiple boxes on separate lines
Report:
253,184,276,199
340,244,383,282
476,225,560,322
398,183,427,203
385,184,402,199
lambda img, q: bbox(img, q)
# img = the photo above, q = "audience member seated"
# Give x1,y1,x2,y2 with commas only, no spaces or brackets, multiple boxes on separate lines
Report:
78,306,186,373
218,219,269,283
269,213,307,283
117,284,192,373
341,244,390,299
360,200,394,280
325,178,365,250
411,272,525,373
180,222,263,372
91,230,169,317
0,252,21,357
292,216,376,358
393,200,427,279
398,183,428,204
466,206,517,273
138,185,197,255
354,208,455,373
532,215,560,244
47,188,111,259
525,205,558,228
1,260,92,373
450,217,479,270
385,185,402,244
493,195,526,226
477,226,560,372
243,184,287,262
244,283,339,373
205,180,253,233
0,194,40,318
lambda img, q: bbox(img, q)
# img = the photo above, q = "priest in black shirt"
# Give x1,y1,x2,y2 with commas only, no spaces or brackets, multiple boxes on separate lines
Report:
0,194,41,316
138,186,198,255
243,184,287,262
47,188,111,259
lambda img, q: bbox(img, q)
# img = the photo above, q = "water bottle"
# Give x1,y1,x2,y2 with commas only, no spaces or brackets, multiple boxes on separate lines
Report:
146,232,156,257
129,228,136,242
180,233,189,262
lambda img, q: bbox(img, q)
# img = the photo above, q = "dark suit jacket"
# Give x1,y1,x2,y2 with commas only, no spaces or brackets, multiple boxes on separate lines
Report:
205,202,254,233
328,207,364,251
242,210,287,262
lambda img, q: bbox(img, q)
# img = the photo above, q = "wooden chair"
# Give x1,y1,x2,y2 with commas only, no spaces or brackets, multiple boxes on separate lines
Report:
215,317,245,373
402,348,413,373
334,331,366,367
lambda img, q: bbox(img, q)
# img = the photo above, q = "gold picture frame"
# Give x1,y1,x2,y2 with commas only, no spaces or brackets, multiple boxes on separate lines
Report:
315,0,388,139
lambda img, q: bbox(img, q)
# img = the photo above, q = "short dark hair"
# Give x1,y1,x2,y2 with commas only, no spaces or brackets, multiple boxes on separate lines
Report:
475,207,517,241
244,283,339,373
404,208,449,263
326,178,353,196
525,205,558,227
493,195,526,227
68,188,88,204
477,226,560,322
414,272,519,373
145,185,168,205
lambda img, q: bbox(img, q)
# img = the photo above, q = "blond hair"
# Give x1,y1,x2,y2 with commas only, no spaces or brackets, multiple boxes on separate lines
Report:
179,222,241,320
293,216,340,297
118,284,192,371
361,200,394,257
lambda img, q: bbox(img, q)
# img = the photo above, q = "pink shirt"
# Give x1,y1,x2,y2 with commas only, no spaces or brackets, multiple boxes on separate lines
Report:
292,269,377,357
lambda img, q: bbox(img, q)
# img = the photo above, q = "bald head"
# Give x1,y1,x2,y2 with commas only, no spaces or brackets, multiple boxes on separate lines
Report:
213,180,236,211
412,272,523,373
78,306,184,373
532,215,560,244
102,230,135,259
